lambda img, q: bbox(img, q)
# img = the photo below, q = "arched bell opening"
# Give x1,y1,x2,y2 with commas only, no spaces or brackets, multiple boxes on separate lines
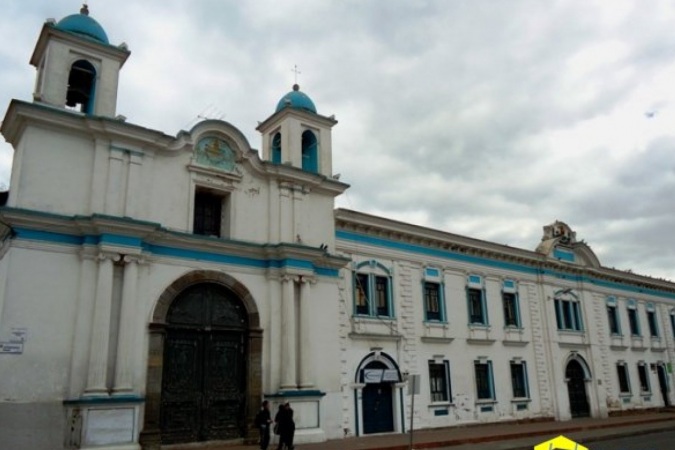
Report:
66,59,97,114
271,132,281,164
301,130,318,173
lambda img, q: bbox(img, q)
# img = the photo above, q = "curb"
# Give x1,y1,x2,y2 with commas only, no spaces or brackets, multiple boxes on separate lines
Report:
365,416,675,450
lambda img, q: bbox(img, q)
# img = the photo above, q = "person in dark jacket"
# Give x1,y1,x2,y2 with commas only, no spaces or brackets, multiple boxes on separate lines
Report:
254,400,272,450
274,402,295,450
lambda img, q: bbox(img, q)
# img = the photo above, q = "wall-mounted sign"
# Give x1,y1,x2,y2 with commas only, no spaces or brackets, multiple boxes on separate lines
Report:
0,342,24,354
363,369,383,383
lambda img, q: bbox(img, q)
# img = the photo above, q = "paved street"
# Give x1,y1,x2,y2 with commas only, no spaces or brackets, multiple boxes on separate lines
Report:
590,429,674,450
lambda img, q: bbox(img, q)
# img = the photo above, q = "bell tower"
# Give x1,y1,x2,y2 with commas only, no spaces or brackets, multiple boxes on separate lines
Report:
257,84,337,177
30,4,129,117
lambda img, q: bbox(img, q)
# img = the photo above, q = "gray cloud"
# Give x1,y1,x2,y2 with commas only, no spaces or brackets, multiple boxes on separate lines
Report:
2,0,675,279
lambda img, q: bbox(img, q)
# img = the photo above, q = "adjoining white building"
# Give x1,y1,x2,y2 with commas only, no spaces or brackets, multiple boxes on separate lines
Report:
0,6,673,450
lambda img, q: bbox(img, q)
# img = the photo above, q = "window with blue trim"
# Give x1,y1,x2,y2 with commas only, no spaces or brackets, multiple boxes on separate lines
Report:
646,303,659,338
670,310,675,339
353,261,393,318
474,360,495,400
554,292,583,331
428,360,452,402
510,361,529,399
423,267,446,322
638,362,650,393
607,296,621,336
502,280,520,328
271,132,281,164
424,282,444,322
467,275,488,326
627,300,640,336
617,362,631,394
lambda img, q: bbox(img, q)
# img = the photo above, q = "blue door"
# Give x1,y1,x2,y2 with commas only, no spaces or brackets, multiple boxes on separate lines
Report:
361,360,394,434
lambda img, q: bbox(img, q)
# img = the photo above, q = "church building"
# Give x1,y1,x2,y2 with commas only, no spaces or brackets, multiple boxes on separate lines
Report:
1,6,674,450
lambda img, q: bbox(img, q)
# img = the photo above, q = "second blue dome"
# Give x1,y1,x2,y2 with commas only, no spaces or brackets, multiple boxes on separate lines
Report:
276,84,317,114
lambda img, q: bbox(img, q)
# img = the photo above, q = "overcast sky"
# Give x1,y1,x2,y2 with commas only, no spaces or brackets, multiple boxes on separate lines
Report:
2,1,675,280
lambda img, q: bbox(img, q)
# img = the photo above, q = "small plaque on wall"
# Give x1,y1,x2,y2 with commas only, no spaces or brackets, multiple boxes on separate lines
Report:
84,408,135,446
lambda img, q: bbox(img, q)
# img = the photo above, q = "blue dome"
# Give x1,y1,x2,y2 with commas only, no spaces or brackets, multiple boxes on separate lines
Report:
276,84,317,114
56,6,109,44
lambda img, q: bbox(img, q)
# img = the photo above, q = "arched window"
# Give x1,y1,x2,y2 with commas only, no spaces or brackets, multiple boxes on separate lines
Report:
271,132,281,164
301,130,318,172
66,59,96,114
353,260,393,318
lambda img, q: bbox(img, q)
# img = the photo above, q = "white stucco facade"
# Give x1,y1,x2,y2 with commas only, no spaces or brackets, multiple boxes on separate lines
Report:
1,7,675,450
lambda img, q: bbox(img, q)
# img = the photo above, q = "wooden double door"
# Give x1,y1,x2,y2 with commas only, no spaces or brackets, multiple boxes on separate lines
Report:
160,283,248,444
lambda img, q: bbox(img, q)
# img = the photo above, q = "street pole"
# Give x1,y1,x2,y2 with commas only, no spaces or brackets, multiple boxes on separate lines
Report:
408,375,415,450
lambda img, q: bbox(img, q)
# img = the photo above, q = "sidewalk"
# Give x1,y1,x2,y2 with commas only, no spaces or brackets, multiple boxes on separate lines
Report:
219,411,675,450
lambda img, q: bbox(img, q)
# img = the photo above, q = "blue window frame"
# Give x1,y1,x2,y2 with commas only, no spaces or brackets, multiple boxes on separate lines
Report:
607,296,621,336
646,303,659,338
467,275,488,326
428,360,452,403
554,292,583,331
510,361,529,399
474,360,495,400
271,132,281,164
502,280,520,328
670,310,675,339
353,261,393,318
627,299,641,336
617,363,631,394
424,281,446,322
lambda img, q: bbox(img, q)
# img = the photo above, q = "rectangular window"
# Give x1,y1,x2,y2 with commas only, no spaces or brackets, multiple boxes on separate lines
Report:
503,292,520,327
554,299,583,331
424,282,443,322
671,313,675,340
628,308,640,336
355,273,370,315
474,361,495,400
607,305,620,335
617,364,631,394
638,364,650,393
375,275,389,316
647,310,659,338
193,190,224,237
510,361,529,398
428,360,452,403
468,288,487,325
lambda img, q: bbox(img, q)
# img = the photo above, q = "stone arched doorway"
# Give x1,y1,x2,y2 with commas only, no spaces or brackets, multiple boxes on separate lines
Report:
354,351,403,436
565,357,590,418
140,271,262,448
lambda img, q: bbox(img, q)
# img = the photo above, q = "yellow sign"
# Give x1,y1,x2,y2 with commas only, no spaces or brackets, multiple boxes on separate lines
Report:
534,435,588,450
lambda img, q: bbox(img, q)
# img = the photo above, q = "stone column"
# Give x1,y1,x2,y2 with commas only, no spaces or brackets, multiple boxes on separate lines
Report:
280,276,297,390
299,277,315,389
113,255,140,394
85,252,119,395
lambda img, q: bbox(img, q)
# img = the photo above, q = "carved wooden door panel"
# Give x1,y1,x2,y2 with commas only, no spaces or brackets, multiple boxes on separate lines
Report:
160,330,203,444
203,332,245,440
160,283,248,444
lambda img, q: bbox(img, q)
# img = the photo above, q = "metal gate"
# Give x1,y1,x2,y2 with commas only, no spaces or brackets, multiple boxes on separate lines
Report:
160,283,248,444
